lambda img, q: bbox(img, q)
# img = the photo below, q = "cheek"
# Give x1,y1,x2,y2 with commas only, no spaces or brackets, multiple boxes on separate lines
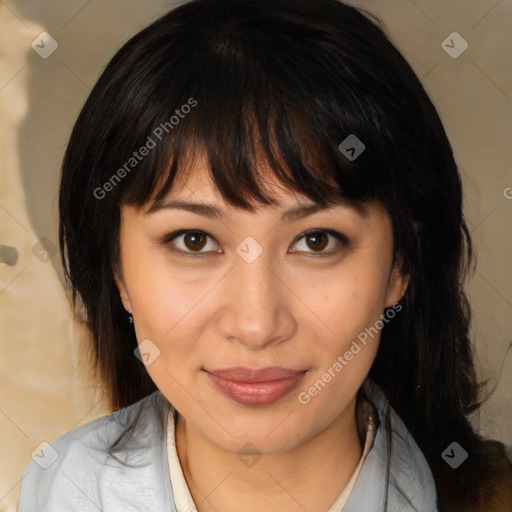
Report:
119,236,199,361
121,230,198,331
293,258,391,425
125,256,205,402
303,253,392,350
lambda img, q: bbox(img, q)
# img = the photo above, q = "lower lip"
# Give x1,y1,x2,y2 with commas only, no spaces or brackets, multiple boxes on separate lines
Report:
206,371,307,406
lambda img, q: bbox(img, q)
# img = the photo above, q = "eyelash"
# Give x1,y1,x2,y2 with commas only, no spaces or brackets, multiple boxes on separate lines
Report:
161,229,349,259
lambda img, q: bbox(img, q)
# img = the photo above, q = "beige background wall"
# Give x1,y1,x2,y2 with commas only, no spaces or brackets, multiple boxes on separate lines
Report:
1,1,511,510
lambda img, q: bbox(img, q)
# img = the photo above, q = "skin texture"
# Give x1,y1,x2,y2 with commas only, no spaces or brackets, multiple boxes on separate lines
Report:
115,154,409,512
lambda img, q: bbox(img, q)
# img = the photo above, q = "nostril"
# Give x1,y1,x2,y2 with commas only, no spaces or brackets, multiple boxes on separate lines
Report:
0,244,19,266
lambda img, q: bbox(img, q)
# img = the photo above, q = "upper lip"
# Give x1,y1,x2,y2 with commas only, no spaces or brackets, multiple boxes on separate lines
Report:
205,366,308,382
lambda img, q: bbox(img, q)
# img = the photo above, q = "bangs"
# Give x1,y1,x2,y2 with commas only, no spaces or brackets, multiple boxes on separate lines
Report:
102,2,399,214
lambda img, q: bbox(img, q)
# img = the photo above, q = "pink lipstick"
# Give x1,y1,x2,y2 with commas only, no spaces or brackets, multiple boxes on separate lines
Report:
205,367,308,406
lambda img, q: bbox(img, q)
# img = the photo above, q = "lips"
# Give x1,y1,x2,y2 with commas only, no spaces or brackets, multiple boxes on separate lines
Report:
204,366,308,406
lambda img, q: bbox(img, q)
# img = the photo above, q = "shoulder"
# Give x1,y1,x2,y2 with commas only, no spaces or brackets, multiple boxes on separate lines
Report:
347,379,438,511
364,379,436,480
478,439,512,510
18,391,172,512
362,380,512,512
438,437,512,512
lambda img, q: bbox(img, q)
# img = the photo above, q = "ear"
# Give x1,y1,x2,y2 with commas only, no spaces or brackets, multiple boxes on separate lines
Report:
384,256,409,308
113,264,132,312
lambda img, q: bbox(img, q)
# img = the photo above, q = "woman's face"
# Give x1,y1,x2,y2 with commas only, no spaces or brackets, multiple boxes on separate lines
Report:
115,154,408,455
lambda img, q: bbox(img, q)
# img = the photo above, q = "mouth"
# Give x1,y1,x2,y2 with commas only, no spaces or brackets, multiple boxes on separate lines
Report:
204,366,309,406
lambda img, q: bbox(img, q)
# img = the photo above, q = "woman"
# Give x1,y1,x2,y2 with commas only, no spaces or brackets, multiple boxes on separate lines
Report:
18,0,512,511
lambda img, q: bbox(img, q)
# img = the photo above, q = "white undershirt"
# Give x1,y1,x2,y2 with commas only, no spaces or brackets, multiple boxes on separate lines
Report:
166,405,375,512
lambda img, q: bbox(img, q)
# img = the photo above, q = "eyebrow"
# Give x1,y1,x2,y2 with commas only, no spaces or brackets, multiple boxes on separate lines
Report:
146,199,367,222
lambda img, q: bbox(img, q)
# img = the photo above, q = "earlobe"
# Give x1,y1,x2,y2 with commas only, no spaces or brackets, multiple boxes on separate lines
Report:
113,266,132,312
385,261,409,308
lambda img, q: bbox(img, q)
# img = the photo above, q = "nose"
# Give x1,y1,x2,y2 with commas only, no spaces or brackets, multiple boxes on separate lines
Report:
217,247,297,351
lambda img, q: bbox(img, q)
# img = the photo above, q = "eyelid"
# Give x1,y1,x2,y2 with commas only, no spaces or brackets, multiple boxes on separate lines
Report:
161,229,220,258
162,228,349,258
289,229,348,257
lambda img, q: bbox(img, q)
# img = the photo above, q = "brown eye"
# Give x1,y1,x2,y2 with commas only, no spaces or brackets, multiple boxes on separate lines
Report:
164,230,220,257
304,232,329,252
163,228,347,259
183,231,208,251
291,229,347,257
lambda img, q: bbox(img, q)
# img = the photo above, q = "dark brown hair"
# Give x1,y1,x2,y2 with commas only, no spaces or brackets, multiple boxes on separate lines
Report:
58,0,512,509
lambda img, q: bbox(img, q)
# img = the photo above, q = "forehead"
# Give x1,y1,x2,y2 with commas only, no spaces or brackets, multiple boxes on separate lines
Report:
147,151,323,214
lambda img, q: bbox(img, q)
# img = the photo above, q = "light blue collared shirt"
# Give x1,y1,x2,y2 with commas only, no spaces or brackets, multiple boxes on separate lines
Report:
17,379,438,511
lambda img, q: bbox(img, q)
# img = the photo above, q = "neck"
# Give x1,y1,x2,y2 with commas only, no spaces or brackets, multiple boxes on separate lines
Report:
175,395,363,512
